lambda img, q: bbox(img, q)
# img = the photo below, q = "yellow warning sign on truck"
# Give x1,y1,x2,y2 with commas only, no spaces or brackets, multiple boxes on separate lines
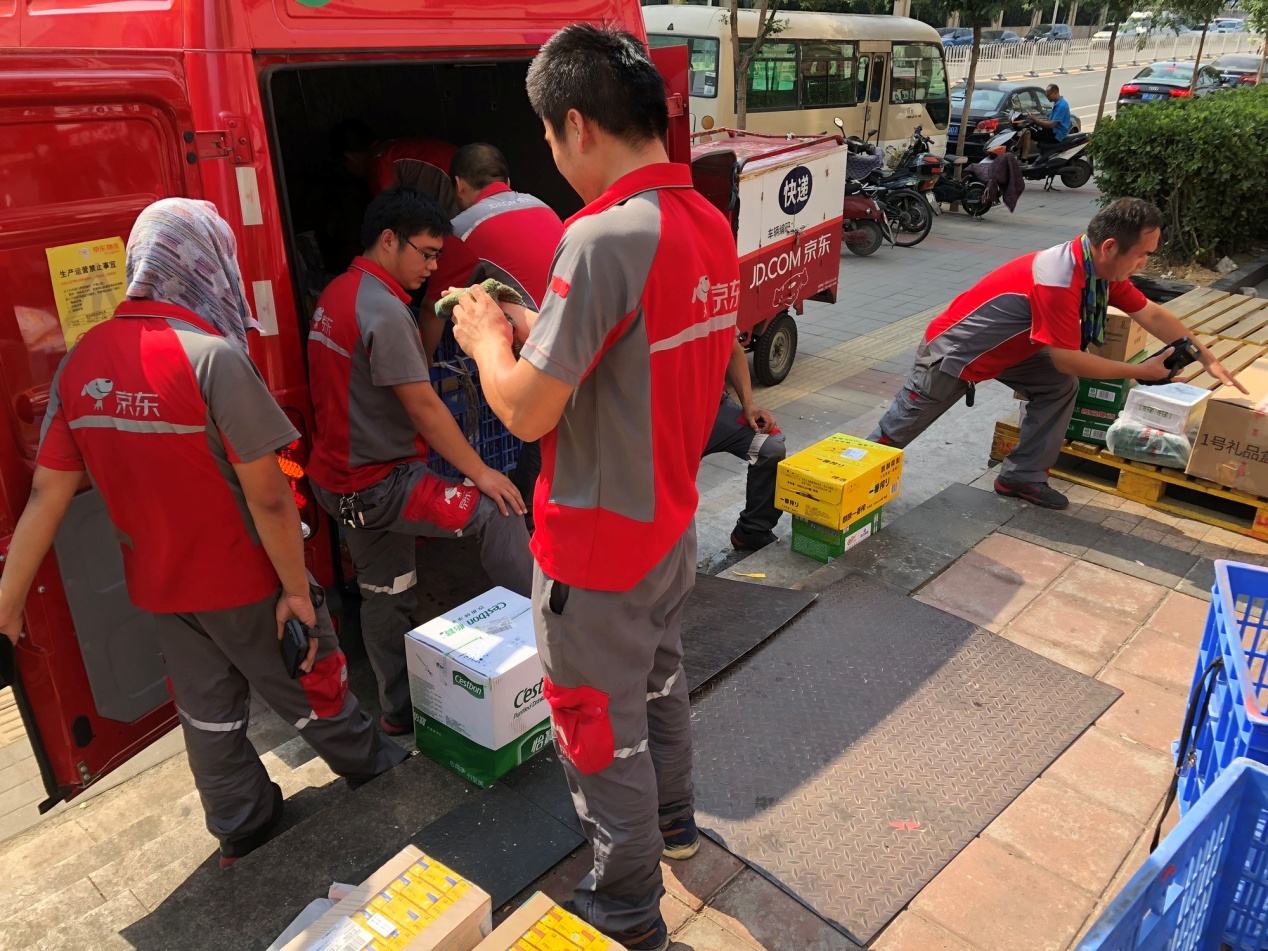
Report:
45,238,127,347
775,433,903,530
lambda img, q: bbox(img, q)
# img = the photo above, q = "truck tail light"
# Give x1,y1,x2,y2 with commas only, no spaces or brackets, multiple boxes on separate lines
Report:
278,409,315,531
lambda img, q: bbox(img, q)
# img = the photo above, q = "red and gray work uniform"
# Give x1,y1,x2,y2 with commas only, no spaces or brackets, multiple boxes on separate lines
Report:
37,300,404,855
306,257,532,726
870,238,1148,484
523,163,738,936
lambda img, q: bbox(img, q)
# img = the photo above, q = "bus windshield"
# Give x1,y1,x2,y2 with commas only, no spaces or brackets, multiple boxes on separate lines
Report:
892,43,949,125
648,33,721,98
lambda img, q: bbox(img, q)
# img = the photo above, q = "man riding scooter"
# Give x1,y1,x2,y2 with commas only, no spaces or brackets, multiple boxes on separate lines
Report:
1019,84,1071,161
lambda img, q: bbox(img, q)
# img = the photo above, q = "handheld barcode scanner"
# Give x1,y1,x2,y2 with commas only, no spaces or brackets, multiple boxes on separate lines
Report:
1138,337,1201,385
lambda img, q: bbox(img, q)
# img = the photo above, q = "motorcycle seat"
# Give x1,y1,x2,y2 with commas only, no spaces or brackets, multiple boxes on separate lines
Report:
942,155,969,165
1058,132,1090,148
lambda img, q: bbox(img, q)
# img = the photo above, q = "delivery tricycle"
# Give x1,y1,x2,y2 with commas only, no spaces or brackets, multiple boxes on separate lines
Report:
690,130,847,385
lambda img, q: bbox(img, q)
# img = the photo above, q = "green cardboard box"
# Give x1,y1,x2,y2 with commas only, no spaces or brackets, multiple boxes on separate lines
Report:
791,509,883,564
1075,350,1149,413
1066,411,1113,446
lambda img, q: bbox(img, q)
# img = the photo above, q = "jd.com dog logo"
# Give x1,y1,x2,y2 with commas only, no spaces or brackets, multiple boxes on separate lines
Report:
778,165,813,216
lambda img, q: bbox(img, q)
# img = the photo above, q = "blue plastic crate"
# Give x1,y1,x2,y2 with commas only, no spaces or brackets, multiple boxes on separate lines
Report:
1078,758,1268,951
426,338,521,480
1176,560,1268,815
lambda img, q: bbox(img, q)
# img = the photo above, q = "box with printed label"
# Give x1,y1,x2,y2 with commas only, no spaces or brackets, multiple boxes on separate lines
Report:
1122,382,1210,436
405,588,551,787
775,434,903,530
1066,411,1112,446
1086,306,1156,363
474,892,621,950
791,509,883,563
1075,351,1148,413
280,845,492,951
1185,358,1268,495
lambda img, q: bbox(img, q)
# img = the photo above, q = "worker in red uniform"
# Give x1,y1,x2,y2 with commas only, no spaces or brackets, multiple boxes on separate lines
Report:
306,187,532,737
0,199,405,868
450,26,738,951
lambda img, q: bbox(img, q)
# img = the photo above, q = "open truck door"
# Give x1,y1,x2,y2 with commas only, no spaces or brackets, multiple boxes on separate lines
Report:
648,43,691,164
0,56,196,811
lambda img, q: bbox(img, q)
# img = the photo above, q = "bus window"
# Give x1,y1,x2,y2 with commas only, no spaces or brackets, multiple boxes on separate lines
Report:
891,43,950,126
743,41,798,110
799,41,857,107
855,55,869,104
647,33,720,98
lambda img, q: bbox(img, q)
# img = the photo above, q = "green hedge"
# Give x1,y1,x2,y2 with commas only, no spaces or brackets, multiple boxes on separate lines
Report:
1092,84,1268,263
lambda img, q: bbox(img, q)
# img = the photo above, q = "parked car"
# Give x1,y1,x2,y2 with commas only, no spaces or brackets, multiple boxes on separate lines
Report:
937,26,960,37
1117,61,1226,107
1024,24,1073,42
947,80,1082,157
942,27,1022,46
1212,53,1261,86
1213,18,1246,32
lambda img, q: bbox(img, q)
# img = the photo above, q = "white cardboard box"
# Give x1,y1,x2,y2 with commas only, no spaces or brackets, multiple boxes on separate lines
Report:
1122,382,1210,436
405,588,550,787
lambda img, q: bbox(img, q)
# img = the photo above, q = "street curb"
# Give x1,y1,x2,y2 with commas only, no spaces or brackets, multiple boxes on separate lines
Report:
1212,254,1268,294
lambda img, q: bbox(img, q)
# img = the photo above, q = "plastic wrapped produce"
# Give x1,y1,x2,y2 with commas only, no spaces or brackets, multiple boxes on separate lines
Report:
1105,416,1194,469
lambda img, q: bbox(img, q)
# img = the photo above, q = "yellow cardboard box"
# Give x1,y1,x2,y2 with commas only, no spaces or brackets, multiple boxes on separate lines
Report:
280,846,492,951
474,892,621,950
775,434,903,530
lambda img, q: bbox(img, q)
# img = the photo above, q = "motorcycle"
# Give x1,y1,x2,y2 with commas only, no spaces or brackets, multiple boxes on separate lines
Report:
894,127,993,218
983,112,1093,190
841,180,894,257
840,127,934,248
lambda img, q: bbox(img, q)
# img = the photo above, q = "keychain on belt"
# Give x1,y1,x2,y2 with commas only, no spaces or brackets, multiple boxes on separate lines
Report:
338,492,366,528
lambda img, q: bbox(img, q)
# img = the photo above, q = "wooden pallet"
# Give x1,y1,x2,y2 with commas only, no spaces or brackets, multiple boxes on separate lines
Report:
990,419,1268,541
1169,286,1268,345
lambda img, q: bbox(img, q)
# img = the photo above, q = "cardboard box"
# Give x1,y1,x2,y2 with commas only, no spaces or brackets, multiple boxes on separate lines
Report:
1185,359,1268,495
1076,350,1149,413
406,589,551,787
1066,411,1112,446
1087,306,1156,363
280,846,492,951
474,893,621,950
775,434,903,530
791,509,883,563
1122,382,1210,436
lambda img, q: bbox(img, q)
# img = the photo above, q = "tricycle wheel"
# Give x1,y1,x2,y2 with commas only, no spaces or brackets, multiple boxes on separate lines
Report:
844,220,883,257
753,311,797,386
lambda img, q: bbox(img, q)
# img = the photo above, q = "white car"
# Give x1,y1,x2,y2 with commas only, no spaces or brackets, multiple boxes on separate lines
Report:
1213,18,1246,32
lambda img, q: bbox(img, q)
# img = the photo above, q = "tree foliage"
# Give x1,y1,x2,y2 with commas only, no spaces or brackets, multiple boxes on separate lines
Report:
727,0,785,128
1092,85,1268,262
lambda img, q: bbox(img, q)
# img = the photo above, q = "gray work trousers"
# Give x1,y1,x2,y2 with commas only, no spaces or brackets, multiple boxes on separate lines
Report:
870,347,1077,486
155,590,407,853
703,396,787,537
533,528,697,937
314,462,533,724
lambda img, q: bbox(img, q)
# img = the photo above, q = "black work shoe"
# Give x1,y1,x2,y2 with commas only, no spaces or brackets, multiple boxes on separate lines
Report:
994,477,1069,510
219,782,283,869
661,816,701,860
731,527,777,551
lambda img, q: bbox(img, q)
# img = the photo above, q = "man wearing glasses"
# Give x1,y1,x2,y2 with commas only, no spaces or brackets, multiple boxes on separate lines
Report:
307,186,532,737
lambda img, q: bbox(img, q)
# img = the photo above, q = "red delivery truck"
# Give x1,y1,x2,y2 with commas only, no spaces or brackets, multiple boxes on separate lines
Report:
0,0,688,814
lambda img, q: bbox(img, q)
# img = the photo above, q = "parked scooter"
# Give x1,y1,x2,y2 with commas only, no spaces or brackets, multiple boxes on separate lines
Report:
984,112,1093,190
896,127,993,218
842,180,895,257
838,123,934,248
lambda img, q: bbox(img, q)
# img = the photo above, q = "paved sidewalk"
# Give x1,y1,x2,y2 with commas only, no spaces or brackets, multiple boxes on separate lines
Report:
516,479,1268,950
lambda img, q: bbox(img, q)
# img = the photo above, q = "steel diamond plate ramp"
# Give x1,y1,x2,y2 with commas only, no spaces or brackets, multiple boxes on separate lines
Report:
691,571,1120,945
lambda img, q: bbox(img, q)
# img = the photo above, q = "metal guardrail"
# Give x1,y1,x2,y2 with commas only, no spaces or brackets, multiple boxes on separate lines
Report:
944,31,1263,84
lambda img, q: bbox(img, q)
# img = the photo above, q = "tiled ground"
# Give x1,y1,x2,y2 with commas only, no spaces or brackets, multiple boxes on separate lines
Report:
510,479,1268,950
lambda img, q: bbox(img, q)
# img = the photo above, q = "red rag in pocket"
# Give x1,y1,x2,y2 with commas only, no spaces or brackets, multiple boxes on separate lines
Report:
543,678,614,775
299,650,349,718
403,474,480,533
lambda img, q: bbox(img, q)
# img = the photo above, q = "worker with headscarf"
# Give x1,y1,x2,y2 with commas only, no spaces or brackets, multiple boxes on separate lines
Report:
0,198,406,868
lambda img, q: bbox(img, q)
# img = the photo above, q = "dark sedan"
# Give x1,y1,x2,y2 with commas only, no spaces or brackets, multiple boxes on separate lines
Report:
1024,24,1073,42
1212,53,1261,86
946,81,1082,158
942,27,1021,47
1117,62,1226,107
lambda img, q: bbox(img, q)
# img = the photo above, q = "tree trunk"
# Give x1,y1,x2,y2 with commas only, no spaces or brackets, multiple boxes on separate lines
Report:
955,25,982,163
1256,40,1266,86
1095,22,1119,126
1190,20,1209,92
730,0,772,131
